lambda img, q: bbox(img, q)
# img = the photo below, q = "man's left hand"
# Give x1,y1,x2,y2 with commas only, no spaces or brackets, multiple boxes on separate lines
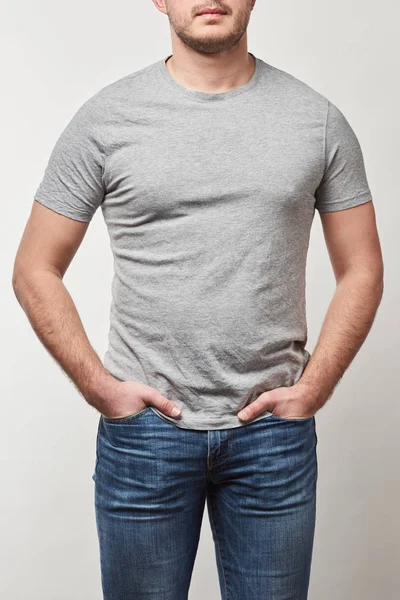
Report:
237,383,320,422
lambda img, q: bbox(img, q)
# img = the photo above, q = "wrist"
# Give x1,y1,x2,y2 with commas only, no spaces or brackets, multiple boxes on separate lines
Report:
292,380,328,412
83,370,122,411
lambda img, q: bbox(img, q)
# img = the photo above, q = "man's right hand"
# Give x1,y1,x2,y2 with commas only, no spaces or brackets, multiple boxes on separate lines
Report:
95,379,182,420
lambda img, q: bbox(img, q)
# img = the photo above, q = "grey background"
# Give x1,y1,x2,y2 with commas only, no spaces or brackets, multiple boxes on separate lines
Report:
2,0,399,598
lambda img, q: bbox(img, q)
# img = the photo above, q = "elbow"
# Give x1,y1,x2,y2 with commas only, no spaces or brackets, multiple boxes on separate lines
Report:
375,256,385,301
368,263,385,303
368,265,385,308
12,261,35,303
12,266,27,303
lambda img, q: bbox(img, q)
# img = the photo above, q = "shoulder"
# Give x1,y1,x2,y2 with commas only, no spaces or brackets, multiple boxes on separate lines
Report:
261,60,330,115
87,60,160,112
61,60,159,138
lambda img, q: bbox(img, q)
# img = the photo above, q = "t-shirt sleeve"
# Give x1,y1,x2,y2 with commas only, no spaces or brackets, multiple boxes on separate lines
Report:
33,96,106,222
314,100,373,213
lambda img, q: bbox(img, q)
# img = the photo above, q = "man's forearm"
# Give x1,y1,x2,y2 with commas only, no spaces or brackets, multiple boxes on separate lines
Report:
297,269,384,411
12,268,116,409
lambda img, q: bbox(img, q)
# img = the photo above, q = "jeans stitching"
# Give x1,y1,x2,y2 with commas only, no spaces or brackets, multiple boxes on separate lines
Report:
270,414,314,423
92,416,101,482
101,405,151,424
208,494,230,600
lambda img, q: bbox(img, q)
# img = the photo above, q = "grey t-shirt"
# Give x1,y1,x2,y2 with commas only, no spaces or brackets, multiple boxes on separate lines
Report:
34,53,373,430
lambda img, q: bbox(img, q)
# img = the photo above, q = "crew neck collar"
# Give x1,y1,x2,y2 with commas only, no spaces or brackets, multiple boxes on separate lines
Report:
156,52,262,102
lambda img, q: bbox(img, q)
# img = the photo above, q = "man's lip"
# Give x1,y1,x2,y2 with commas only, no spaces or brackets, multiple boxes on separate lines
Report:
197,9,227,15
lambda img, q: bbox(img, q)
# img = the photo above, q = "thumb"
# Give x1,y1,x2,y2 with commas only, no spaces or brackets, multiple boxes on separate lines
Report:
141,385,182,418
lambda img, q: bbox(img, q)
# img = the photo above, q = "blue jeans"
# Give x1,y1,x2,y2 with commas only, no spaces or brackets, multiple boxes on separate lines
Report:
92,406,318,599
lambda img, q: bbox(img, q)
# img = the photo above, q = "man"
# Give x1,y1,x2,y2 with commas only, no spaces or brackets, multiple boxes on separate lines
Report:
12,0,383,598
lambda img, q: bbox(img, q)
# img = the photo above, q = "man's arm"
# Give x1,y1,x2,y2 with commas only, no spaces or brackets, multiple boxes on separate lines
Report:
12,201,182,419
238,199,384,421
295,199,384,409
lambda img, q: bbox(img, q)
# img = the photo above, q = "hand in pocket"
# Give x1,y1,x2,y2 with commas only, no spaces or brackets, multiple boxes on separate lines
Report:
237,383,318,422
97,379,182,420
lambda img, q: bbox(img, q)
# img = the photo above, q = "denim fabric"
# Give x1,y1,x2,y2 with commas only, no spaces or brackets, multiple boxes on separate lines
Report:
92,407,318,599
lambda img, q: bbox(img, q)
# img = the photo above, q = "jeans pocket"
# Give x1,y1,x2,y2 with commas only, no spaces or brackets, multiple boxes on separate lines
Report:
101,405,151,424
269,413,314,423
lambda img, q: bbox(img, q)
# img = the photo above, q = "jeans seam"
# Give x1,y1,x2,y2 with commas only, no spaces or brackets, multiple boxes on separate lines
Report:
271,415,314,422
209,494,229,600
101,405,150,424
92,416,101,482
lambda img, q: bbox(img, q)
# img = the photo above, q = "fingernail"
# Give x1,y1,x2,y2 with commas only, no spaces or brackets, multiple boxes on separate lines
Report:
239,410,248,420
171,407,181,417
